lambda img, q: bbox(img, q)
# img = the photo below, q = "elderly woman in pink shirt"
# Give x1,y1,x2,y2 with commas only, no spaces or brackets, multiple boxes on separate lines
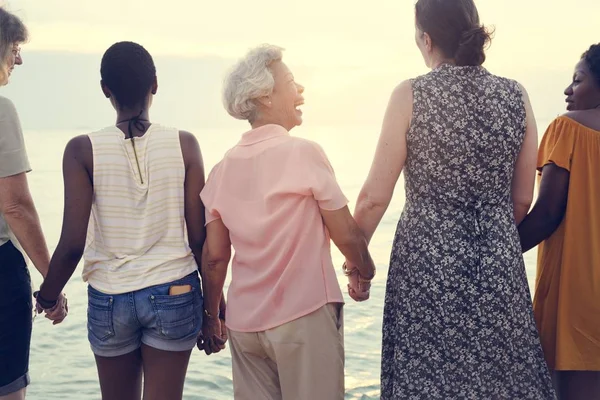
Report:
199,44,376,400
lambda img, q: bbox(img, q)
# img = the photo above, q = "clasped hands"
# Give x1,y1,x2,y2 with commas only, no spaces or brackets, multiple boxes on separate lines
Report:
344,261,375,302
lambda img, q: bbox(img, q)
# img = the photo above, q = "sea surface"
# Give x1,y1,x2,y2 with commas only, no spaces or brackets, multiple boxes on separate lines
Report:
22,124,541,399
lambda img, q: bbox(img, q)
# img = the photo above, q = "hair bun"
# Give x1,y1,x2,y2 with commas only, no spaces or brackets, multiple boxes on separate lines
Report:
455,26,491,66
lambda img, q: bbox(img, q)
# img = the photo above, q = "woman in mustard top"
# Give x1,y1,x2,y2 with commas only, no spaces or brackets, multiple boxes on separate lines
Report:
519,43,600,399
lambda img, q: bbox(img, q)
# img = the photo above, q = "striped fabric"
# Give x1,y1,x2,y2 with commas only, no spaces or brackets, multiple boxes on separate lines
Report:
82,124,196,294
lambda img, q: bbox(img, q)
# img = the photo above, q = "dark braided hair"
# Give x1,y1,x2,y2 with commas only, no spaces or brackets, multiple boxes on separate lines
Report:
100,41,156,110
582,43,600,88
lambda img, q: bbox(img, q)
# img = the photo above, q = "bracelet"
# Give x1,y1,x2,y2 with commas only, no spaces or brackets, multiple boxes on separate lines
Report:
342,262,357,277
34,290,58,310
343,262,376,280
204,308,220,320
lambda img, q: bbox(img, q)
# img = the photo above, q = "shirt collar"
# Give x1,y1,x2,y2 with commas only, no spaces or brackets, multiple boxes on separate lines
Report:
238,124,290,146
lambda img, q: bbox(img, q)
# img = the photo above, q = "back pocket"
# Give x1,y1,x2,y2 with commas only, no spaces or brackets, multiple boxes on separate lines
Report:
150,289,199,340
87,289,115,342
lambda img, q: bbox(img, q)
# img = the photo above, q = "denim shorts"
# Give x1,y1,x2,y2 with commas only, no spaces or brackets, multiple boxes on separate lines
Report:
0,241,32,396
87,272,203,357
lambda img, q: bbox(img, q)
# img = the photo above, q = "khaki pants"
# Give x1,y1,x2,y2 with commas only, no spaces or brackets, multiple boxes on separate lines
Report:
229,303,344,400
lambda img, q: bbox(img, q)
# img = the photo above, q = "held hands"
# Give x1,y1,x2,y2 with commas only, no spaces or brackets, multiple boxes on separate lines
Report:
197,304,228,356
34,292,68,325
344,262,372,302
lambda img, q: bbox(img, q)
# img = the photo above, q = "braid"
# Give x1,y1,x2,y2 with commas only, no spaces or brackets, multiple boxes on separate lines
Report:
100,42,156,110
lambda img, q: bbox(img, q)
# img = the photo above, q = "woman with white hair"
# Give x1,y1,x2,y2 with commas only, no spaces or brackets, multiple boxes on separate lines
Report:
198,44,375,399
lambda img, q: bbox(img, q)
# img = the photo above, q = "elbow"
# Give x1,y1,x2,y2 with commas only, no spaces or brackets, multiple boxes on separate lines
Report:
0,199,30,220
188,236,206,256
203,250,231,273
544,207,566,231
357,191,390,214
63,246,85,265
535,203,566,234
54,240,85,267
337,230,368,249
513,196,533,214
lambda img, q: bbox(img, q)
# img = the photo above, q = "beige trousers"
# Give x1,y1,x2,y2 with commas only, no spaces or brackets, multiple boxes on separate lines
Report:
228,303,344,400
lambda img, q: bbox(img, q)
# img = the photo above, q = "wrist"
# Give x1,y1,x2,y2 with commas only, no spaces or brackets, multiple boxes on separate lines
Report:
361,265,376,280
34,290,58,309
204,308,220,320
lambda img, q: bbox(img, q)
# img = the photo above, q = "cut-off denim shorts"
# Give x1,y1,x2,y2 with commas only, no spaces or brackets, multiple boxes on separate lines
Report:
87,271,203,357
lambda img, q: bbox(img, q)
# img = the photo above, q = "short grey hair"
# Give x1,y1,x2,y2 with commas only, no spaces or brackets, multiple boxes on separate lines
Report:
0,7,28,86
223,44,284,121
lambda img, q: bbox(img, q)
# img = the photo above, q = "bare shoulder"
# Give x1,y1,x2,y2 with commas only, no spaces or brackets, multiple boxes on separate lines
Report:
64,135,93,171
179,130,198,143
513,81,532,104
391,80,413,102
178,130,200,150
65,135,92,154
178,130,203,167
561,110,600,131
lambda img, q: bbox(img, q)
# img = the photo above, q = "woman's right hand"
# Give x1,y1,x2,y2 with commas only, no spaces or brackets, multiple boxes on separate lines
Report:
198,313,227,356
344,262,371,302
36,292,68,325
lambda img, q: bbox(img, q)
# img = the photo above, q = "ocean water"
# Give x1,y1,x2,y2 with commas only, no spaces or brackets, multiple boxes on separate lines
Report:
22,124,540,400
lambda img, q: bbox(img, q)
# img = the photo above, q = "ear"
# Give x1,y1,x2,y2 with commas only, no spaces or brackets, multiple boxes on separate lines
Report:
255,95,272,108
100,80,111,98
423,32,433,53
151,76,158,95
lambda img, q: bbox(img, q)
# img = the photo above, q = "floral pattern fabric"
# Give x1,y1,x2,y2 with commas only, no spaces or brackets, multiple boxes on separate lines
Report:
380,64,556,399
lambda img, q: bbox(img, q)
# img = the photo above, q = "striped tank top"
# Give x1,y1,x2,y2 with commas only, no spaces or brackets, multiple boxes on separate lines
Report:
82,124,197,294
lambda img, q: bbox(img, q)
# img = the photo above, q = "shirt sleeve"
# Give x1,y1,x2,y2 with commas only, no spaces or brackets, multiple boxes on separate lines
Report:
0,97,31,178
200,165,222,225
537,117,577,172
301,141,348,211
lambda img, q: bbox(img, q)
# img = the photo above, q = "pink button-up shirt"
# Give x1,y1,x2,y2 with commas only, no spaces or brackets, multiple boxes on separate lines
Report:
201,124,347,332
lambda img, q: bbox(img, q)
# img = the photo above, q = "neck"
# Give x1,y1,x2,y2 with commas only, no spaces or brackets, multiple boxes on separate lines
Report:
116,108,150,124
429,52,455,69
251,116,289,131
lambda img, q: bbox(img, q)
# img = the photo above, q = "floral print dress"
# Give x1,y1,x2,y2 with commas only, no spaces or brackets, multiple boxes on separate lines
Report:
380,64,555,399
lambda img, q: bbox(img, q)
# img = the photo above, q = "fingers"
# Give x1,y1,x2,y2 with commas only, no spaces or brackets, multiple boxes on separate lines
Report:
41,293,69,323
209,337,223,354
219,318,228,347
348,285,370,302
358,280,371,293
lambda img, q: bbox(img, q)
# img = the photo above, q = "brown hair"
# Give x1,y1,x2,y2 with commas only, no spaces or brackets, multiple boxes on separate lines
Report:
415,0,492,66
0,7,28,84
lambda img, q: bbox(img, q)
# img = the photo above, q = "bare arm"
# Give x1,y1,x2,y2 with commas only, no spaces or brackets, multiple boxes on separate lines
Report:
180,131,228,318
202,219,230,318
180,130,206,265
517,164,569,253
353,80,412,243
0,174,50,277
39,136,93,301
200,218,231,354
321,206,375,279
512,84,538,225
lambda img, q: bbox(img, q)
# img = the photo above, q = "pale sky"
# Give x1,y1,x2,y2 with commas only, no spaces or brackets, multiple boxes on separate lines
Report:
2,0,599,129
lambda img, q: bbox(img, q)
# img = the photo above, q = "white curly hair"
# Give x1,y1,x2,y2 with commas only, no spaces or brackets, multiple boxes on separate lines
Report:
222,44,284,122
